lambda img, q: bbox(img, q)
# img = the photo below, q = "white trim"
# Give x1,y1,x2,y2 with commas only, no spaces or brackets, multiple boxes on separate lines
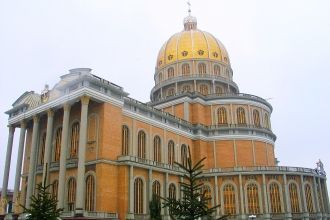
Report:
153,96,272,113
123,109,275,144
8,87,124,125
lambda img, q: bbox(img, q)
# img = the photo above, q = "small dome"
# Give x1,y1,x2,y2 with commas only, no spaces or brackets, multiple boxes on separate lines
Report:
156,16,230,69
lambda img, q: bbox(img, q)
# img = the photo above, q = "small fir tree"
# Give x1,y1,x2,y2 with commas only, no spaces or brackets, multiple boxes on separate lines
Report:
22,164,61,220
162,147,227,220
149,193,162,220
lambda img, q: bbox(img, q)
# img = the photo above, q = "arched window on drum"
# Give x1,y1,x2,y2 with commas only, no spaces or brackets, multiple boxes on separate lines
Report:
237,107,246,125
167,67,174,79
214,65,221,75
253,109,261,127
217,107,227,125
198,63,207,74
182,63,190,75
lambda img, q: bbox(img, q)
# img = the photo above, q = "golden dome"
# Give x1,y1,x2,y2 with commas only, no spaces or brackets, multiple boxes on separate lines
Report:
156,16,230,69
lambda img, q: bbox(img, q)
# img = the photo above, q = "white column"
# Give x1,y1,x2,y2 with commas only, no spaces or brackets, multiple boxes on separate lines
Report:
13,121,27,212
42,109,54,185
147,169,152,214
322,179,330,213
238,174,245,218
75,96,90,214
313,177,320,213
0,125,15,214
317,178,325,213
26,116,40,208
214,176,220,216
129,166,134,214
57,104,71,209
262,174,270,219
300,175,308,217
164,172,169,215
283,174,292,217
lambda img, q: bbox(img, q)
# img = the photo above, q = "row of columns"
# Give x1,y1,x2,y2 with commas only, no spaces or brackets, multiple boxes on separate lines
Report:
126,168,330,219
0,96,90,216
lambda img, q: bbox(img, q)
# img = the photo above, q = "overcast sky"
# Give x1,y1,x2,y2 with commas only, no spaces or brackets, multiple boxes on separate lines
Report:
1,0,330,192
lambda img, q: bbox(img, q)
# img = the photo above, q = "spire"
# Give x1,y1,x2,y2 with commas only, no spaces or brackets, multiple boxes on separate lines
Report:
184,0,197,31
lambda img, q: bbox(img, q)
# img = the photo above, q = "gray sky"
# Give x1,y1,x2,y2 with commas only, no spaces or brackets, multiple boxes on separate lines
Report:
1,0,330,192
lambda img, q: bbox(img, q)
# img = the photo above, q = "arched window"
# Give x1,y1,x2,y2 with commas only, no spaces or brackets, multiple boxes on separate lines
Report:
253,110,260,127
247,183,260,214
237,107,246,125
39,133,46,165
182,64,190,75
67,178,76,211
214,65,221,75
202,185,212,208
305,184,314,213
52,180,58,200
158,72,163,82
122,125,129,155
54,127,62,162
85,175,95,211
153,136,161,162
181,144,188,167
289,183,300,213
138,131,146,159
182,85,191,93
134,178,144,214
264,113,270,129
215,86,223,94
199,85,208,95
169,183,176,199
198,63,206,74
70,122,79,158
167,88,175,96
217,107,227,125
152,181,161,197
223,184,236,215
168,141,175,165
269,183,282,213
167,67,174,79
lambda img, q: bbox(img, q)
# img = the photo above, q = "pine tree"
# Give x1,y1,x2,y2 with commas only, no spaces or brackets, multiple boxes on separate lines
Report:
22,165,61,220
162,147,227,220
149,193,162,220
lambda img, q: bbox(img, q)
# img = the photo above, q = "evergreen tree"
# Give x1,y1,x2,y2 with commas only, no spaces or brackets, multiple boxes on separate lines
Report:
22,165,61,220
149,193,162,220
162,147,227,220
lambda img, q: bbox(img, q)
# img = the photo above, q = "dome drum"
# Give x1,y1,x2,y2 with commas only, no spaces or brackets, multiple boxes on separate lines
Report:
152,15,236,102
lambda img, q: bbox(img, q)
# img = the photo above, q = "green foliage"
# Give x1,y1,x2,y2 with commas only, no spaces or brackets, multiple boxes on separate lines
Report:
149,194,162,220
162,147,227,220
21,165,61,220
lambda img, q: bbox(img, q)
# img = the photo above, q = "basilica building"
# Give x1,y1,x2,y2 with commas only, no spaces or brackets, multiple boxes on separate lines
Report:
1,13,329,220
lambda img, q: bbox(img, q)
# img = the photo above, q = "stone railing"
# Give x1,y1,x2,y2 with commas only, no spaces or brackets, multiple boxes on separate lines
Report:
151,91,272,110
117,155,180,172
151,74,239,92
207,166,326,177
60,211,118,219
